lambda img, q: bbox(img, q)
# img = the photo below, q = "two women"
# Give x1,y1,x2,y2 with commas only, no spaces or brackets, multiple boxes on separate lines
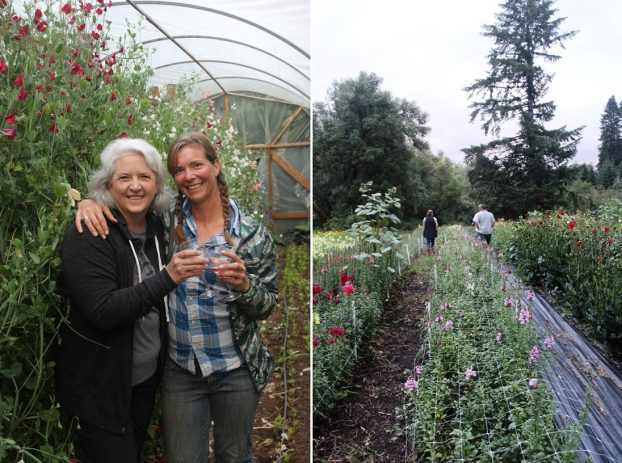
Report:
56,138,207,462
73,131,278,462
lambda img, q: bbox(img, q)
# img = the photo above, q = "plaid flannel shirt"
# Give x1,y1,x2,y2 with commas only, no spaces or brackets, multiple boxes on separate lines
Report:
164,199,278,391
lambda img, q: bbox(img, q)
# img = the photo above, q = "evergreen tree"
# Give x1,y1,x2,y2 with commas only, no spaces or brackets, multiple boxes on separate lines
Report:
598,95,622,168
313,72,430,226
464,0,582,218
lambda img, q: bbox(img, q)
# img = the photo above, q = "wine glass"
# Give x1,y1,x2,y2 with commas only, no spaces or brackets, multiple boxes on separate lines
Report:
177,239,214,299
221,238,241,302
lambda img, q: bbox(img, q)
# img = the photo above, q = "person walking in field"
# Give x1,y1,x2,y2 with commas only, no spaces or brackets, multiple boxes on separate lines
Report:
472,203,495,245
422,209,439,255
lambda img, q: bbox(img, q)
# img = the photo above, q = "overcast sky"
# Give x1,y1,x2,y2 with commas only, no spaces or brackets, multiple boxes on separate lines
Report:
311,0,622,166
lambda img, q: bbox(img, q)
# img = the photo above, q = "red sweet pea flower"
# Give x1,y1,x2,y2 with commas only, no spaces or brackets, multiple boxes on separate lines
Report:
110,92,117,102
312,336,319,348
65,104,71,113
34,9,43,20
5,113,17,124
14,73,23,86
1,128,16,139
119,132,127,138
37,21,48,32
49,71,56,81
575,241,582,248
127,114,133,126
0,58,7,73
76,23,86,32
69,16,76,24
92,31,100,40
125,97,132,105
566,220,577,230
82,3,94,14
49,123,59,134
70,62,84,76
96,7,103,14
61,3,72,14
604,226,610,233
17,87,27,101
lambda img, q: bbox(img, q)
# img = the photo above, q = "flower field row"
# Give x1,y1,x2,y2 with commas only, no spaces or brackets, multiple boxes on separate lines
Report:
312,231,419,419
494,201,622,354
403,227,583,462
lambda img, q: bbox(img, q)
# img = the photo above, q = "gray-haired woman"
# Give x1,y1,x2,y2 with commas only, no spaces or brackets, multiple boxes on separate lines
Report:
55,138,207,463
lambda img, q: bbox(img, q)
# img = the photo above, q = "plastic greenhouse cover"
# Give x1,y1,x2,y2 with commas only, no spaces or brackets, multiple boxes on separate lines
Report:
12,0,310,107
506,270,622,462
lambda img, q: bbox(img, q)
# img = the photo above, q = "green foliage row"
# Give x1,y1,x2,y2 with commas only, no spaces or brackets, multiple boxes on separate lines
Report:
495,201,622,354
311,242,398,419
404,226,583,461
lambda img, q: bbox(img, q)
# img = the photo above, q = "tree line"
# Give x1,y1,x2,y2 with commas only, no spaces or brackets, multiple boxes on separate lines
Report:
313,0,622,228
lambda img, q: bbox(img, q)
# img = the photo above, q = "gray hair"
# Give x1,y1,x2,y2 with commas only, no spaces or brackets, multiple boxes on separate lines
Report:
88,138,170,213
478,203,487,209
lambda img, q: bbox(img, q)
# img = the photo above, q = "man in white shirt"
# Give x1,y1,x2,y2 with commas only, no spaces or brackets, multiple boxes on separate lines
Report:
472,204,495,245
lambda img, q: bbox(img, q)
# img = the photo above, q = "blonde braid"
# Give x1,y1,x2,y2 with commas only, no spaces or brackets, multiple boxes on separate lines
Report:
174,191,186,245
217,172,233,245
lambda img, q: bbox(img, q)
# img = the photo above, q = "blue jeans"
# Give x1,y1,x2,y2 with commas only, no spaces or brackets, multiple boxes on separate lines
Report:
161,356,259,463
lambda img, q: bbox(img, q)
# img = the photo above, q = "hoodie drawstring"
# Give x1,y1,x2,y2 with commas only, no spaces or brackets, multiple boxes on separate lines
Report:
129,235,170,323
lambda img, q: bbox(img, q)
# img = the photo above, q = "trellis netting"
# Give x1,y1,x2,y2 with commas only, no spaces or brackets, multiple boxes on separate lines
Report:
404,229,622,462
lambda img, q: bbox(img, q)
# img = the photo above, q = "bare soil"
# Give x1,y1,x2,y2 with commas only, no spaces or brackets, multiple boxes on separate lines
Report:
313,266,430,463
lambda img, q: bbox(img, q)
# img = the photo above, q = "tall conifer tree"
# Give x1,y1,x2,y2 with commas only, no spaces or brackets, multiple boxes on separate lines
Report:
598,95,622,168
464,0,582,217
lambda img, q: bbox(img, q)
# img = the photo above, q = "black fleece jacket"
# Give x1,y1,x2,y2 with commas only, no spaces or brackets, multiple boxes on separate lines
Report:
55,209,176,433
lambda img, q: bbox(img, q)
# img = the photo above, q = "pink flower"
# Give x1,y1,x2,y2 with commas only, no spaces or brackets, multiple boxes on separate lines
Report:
1,128,16,139
529,345,540,364
465,366,477,380
444,320,454,332
5,113,17,124
342,282,355,296
529,378,538,389
441,302,452,310
435,315,444,323
404,377,418,391
503,297,513,307
495,332,502,342
519,309,531,325
251,183,262,192
0,58,7,73
526,290,535,301
415,365,423,375
61,3,72,14
326,337,336,344
543,335,555,349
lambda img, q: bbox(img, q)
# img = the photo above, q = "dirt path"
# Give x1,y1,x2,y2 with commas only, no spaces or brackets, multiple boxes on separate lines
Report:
313,265,430,462
252,245,311,463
